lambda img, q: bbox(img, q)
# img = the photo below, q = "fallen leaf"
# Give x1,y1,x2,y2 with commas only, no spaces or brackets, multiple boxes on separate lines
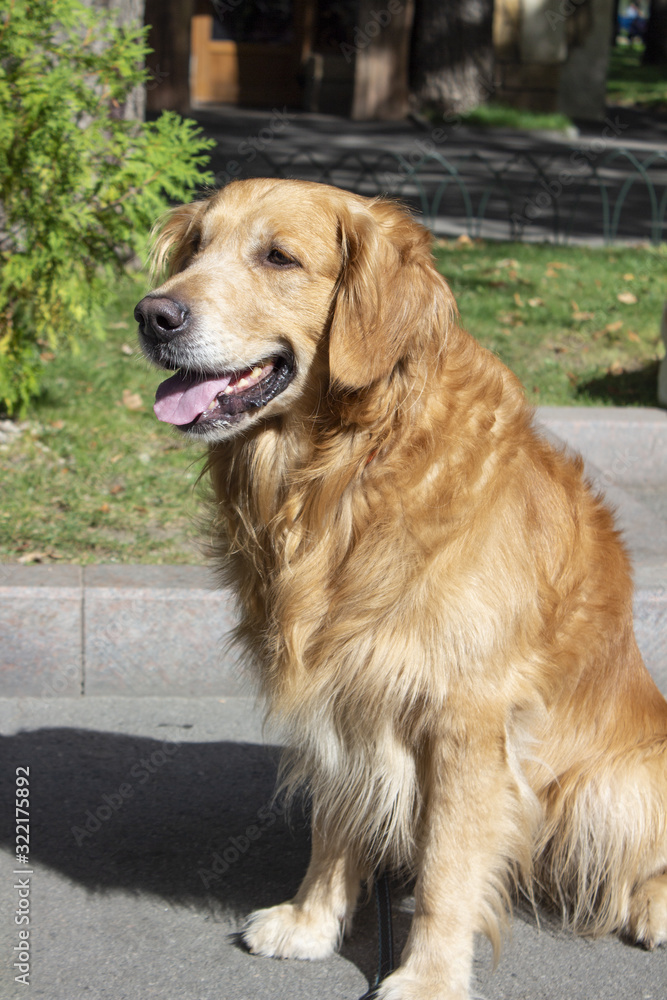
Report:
606,320,623,333
110,453,123,464
548,261,571,269
109,321,129,329
572,310,595,321
623,273,634,281
109,484,124,495
594,279,602,288
17,552,49,564
50,420,65,430
528,297,544,307
122,389,143,411
570,300,579,312
133,505,148,514
627,331,640,342
513,292,524,307
39,351,55,362
456,233,473,246
496,258,519,268
121,343,134,355
609,360,624,374
544,267,557,278
617,291,637,305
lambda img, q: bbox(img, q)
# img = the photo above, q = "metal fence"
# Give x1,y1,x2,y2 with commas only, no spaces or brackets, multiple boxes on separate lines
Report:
229,146,667,245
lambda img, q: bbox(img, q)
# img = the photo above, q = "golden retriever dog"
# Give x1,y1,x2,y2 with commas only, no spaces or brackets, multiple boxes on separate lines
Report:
135,178,667,999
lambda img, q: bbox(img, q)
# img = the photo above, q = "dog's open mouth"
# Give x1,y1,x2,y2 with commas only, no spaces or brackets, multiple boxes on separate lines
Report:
153,353,295,430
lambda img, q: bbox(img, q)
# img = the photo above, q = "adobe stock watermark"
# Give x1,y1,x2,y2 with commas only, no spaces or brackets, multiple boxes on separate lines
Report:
376,70,497,191
511,115,629,230
213,107,293,187
210,0,243,17
198,796,287,889
146,63,169,92
546,0,588,30
70,740,181,846
341,0,405,63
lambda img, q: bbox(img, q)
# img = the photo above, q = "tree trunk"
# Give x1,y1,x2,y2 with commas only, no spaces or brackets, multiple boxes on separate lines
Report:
643,0,667,65
144,0,193,114
351,0,416,119
410,0,495,113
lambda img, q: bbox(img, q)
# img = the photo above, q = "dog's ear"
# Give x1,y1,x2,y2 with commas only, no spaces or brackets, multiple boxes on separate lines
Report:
329,201,455,390
147,201,206,282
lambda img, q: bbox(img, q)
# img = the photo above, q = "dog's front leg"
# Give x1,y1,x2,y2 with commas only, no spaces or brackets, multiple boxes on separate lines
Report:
242,824,361,960
377,719,526,1000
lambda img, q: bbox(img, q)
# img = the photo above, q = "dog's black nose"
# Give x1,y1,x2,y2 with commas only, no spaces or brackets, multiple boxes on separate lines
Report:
134,296,189,343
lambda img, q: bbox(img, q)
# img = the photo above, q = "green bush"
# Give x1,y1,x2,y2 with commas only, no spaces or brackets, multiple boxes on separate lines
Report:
0,0,214,415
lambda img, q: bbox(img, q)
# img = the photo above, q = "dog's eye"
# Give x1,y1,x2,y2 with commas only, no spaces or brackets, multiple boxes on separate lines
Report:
266,247,298,268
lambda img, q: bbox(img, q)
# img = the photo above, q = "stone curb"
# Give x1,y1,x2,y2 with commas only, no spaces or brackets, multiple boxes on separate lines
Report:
1,408,666,697
0,564,242,698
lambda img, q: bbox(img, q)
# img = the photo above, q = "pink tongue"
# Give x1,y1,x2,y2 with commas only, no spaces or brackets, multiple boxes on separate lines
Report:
153,371,232,426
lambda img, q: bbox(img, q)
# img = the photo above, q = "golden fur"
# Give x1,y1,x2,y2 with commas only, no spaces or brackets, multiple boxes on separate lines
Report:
139,178,667,999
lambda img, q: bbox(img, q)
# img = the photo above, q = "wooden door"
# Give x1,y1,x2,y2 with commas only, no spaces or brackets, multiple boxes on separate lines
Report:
191,1,311,107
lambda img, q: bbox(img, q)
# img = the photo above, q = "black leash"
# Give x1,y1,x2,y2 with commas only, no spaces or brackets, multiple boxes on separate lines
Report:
357,870,394,1000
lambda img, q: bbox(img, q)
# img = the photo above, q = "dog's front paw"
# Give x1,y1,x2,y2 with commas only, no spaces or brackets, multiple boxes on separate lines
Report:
628,874,667,949
375,969,468,1000
242,902,340,960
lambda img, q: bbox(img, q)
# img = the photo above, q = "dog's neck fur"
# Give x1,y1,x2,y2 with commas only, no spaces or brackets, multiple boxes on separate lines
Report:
207,306,529,686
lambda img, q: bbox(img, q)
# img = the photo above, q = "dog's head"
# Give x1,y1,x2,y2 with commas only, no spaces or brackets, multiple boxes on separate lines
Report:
136,178,453,442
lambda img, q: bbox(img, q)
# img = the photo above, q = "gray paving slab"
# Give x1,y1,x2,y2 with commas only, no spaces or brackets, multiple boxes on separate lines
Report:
1,696,666,1000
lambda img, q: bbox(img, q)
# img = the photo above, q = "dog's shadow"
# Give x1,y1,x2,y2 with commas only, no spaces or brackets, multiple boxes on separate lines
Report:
0,727,411,984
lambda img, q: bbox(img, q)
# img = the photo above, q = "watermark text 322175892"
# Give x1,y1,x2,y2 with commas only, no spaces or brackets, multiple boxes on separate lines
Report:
14,766,32,985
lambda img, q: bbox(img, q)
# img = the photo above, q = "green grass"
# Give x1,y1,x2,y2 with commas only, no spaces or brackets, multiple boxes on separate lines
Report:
607,44,667,109
423,103,574,133
459,104,573,133
1,242,665,565
0,274,208,566
435,239,665,407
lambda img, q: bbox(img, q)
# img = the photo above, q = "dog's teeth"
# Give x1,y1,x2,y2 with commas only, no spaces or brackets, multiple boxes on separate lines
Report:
206,399,217,411
236,377,249,389
251,366,262,379
223,385,234,395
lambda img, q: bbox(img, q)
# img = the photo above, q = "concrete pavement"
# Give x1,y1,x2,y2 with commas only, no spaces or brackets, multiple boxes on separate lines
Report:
2,695,667,1000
